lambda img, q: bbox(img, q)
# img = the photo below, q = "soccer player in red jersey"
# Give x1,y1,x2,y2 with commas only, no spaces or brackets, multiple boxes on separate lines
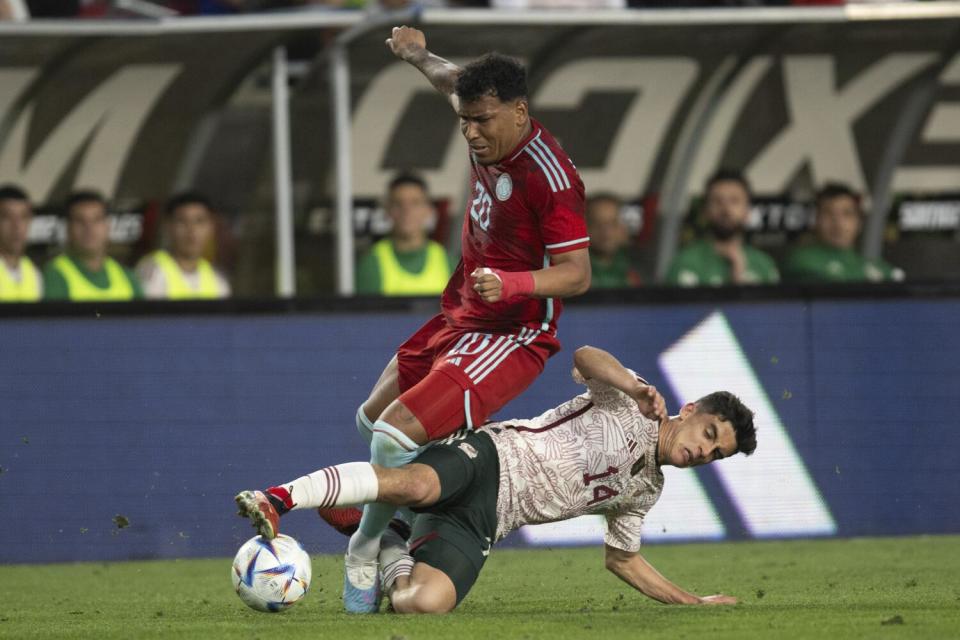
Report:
264,26,591,613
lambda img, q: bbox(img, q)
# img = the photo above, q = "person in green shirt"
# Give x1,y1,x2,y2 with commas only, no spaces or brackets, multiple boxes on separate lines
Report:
664,169,779,287
43,190,143,301
586,193,642,289
783,182,904,284
356,174,452,296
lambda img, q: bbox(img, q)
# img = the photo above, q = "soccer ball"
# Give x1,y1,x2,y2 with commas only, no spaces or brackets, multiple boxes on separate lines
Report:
231,534,312,612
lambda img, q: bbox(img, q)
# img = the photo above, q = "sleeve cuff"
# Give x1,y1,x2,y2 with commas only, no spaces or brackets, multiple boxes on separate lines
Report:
545,236,590,254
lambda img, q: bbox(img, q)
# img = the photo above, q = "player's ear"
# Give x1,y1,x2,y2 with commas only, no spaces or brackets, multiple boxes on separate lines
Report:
678,402,697,420
514,98,528,125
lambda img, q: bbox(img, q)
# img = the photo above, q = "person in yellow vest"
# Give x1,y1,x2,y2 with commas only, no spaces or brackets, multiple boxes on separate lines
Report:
135,191,231,300
43,190,143,301
356,174,452,296
0,184,42,302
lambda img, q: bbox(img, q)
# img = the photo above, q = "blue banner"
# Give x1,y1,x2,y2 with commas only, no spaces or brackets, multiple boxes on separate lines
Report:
1,299,958,563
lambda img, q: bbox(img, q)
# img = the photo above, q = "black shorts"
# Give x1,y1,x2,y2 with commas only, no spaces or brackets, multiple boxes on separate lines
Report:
409,430,500,605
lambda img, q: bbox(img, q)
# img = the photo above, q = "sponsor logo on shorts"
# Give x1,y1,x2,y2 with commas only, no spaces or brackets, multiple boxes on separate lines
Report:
458,442,478,459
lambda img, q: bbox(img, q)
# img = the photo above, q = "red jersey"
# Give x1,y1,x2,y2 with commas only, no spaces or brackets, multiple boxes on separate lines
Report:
441,119,589,334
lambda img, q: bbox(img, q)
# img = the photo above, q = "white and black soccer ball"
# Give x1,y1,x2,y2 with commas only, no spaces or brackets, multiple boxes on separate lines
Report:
231,534,312,612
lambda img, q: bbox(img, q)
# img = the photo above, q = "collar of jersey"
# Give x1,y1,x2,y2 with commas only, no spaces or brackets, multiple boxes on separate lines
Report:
501,118,544,166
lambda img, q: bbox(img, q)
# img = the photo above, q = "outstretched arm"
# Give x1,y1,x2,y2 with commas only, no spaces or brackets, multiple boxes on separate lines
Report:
572,345,667,423
386,25,462,110
604,545,737,605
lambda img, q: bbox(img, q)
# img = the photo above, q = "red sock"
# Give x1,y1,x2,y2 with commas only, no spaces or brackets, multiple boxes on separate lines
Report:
265,485,296,515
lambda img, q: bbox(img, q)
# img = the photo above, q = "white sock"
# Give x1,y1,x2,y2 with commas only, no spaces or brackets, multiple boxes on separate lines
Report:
379,528,414,594
280,462,378,511
347,529,381,562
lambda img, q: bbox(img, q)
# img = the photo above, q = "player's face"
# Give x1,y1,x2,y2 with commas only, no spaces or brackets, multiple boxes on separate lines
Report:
705,181,751,238
0,198,32,258
457,95,529,165
169,203,214,261
67,200,110,259
387,183,433,242
664,406,738,468
815,195,861,250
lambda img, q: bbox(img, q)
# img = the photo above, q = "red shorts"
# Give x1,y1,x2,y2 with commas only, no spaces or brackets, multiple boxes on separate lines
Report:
396,313,560,440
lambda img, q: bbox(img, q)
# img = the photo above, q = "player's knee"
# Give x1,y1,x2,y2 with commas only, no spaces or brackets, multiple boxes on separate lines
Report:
379,401,420,432
355,406,374,445
370,421,420,468
401,468,435,506
394,587,455,614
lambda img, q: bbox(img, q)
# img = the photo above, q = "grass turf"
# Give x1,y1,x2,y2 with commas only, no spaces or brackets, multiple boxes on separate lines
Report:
1,536,958,639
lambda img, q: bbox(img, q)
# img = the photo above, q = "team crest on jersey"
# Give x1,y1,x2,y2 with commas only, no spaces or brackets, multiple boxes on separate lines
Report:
495,173,513,201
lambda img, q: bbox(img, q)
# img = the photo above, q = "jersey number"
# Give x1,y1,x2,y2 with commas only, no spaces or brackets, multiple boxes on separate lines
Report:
584,466,619,506
470,181,492,231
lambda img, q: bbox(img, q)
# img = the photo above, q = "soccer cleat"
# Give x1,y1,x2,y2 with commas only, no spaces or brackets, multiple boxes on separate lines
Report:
343,554,382,614
318,506,363,536
318,507,411,542
235,490,280,540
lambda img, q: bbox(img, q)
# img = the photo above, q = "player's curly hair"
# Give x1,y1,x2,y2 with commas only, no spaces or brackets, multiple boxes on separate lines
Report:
694,391,757,456
455,53,528,104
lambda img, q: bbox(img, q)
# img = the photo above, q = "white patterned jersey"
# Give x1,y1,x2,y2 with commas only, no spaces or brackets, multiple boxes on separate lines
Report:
482,373,664,552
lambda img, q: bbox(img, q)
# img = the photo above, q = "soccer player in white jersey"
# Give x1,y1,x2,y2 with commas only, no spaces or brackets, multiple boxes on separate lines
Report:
237,345,756,612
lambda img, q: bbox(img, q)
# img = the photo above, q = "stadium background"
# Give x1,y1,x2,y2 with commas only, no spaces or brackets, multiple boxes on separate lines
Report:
2,5,960,566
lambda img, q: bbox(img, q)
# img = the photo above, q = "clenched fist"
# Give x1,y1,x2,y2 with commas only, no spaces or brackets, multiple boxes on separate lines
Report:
386,25,426,62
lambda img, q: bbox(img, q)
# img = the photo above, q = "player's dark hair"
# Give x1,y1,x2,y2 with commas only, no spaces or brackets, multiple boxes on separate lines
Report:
63,190,107,221
705,169,752,202
165,190,214,218
815,182,861,213
695,391,757,456
388,173,429,197
455,53,527,104
0,184,30,204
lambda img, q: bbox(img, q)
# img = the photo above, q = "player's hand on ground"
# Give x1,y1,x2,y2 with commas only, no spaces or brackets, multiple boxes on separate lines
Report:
698,594,737,605
386,26,427,62
570,366,586,385
632,384,667,423
471,267,504,303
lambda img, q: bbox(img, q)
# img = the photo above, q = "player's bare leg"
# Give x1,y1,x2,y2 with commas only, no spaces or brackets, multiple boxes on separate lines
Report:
388,562,458,614
356,355,402,444
236,463,438,537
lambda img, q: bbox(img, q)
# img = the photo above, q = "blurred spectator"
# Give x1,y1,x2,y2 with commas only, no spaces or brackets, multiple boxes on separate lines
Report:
585,193,642,289
0,185,42,302
43,191,143,301
136,191,232,299
782,182,904,283
663,169,779,287
356,173,452,296
0,0,28,20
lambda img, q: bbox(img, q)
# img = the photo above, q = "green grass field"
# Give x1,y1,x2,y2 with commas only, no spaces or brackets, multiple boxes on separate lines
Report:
1,536,958,640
